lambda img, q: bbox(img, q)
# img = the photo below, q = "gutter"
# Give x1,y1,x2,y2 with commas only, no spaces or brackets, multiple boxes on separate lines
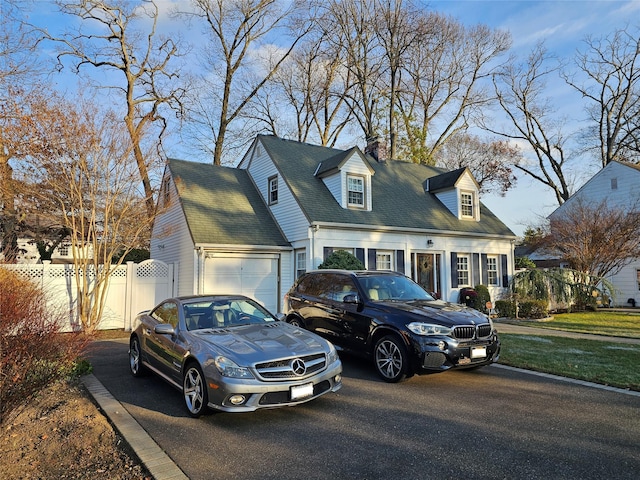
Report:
309,221,518,240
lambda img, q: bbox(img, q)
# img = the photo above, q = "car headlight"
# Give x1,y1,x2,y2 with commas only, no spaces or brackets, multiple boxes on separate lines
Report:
327,343,339,364
214,356,255,378
407,322,452,336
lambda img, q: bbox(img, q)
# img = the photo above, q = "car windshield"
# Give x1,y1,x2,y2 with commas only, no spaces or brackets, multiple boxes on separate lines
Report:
183,298,277,330
361,275,435,302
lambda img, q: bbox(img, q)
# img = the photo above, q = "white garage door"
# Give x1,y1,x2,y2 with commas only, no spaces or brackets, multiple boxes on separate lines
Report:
203,254,280,313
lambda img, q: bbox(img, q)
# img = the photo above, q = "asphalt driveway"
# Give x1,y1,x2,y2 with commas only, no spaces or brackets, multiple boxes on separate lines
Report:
87,338,640,480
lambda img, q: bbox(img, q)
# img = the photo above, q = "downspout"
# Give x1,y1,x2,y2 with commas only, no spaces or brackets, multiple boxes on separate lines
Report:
310,224,319,269
197,247,205,294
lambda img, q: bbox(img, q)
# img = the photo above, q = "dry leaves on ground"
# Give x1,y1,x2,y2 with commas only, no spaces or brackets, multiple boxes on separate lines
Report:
1,379,151,480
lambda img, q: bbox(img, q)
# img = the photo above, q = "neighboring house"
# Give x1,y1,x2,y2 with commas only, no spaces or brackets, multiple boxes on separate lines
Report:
547,161,640,307
151,135,516,313
514,244,565,269
3,239,85,264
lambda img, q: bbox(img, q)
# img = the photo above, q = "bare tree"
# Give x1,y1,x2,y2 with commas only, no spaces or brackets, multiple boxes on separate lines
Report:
252,31,353,146
1,86,77,262
546,197,640,285
564,26,640,166
488,43,573,205
16,98,158,330
434,132,520,196
0,1,44,262
398,15,511,164
327,0,385,143
180,0,311,165
51,0,186,216
373,0,424,159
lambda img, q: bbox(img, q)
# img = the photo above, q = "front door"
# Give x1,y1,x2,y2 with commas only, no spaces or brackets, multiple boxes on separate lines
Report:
413,253,441,298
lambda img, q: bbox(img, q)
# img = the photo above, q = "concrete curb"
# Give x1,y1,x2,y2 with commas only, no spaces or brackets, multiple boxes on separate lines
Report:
82,373,189,480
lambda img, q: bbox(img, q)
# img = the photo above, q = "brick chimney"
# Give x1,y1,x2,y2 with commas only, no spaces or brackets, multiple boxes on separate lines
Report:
365,135,388,162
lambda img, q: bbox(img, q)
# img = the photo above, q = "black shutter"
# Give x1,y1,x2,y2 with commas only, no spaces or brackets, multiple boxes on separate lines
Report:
368,249,377,270
501,254,509,287
396,250,405,274
450,252,458,288
356,248,365,266
481,254,488,285
472,253,480,287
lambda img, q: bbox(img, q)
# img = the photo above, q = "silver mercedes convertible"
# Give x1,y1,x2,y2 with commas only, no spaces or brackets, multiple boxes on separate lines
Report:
129,295,343,417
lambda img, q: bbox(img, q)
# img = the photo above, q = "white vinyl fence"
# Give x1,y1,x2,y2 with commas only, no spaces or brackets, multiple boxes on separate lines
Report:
1,259,176,331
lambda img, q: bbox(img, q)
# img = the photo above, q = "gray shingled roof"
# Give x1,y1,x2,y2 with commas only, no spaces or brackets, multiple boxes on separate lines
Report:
167,158,288,246
259,135,515,237
426,167,467,192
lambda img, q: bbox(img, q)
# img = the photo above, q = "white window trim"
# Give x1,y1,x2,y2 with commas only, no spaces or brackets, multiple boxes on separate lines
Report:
268,176,278,205
487,255,499,286
347,174,365,208
457,254,471,287
460,190,475,219
376,250,394,271
295,249,306,279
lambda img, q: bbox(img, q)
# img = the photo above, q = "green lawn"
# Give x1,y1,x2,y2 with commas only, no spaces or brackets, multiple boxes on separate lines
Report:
504,310,640,337
497,310,640,391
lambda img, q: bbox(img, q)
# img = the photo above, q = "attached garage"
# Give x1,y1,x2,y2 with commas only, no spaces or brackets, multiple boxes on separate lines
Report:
203,253,280,313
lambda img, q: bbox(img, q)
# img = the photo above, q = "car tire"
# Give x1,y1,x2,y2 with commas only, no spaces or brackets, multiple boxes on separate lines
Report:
374,335,410,383
287,316,305,329
129,336,147,377
183,363,209,417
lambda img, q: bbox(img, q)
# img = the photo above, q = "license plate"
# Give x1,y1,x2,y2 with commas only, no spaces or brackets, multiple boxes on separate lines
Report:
471,346,487,358
291,383,314,400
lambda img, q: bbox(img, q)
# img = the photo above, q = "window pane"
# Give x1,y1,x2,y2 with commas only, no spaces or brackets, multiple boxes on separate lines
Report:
457,256,469,286
461,193,473,217
348,176,364,206
487,256,498,286
376,252,392,270
296,250,306,279
269,177,278,204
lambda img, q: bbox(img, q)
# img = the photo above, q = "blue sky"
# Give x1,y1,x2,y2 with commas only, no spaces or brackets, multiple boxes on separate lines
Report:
27,0,639,237
425,0,640,236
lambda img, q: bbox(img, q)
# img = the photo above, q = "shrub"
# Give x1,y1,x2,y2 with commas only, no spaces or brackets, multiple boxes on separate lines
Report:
495,300,516,318
317,250,365,270
474,284,491,314
517,299,549,319
0,268,90,425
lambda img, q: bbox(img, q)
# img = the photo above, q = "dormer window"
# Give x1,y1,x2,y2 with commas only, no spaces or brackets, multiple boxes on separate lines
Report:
461,191,474,218
347,175,365,208
461,192,473,216
268,175,278,205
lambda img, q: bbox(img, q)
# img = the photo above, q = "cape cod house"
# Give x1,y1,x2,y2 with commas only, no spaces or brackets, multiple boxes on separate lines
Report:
151,135,516,313
547,160,640,307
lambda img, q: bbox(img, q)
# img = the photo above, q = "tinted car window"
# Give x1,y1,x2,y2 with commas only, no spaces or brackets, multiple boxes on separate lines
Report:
152,301,179,327
332,275,359,301
297,272,335,299
360,274,434,301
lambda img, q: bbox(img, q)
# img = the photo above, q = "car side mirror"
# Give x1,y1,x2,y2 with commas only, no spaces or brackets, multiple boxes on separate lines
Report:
155,323,175,336
343,294,361,304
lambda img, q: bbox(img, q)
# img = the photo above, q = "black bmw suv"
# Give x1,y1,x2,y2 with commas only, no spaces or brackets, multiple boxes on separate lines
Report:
284,270,500,382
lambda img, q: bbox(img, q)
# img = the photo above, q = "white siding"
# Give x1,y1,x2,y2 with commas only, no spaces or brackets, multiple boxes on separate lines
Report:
436,189,458,216
552,162,640,218
322,173,342,206
243,140,309,242
606,260,640,307
549,162,640,307
457,173,478,191
151,174,193,295
310,226,513,304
